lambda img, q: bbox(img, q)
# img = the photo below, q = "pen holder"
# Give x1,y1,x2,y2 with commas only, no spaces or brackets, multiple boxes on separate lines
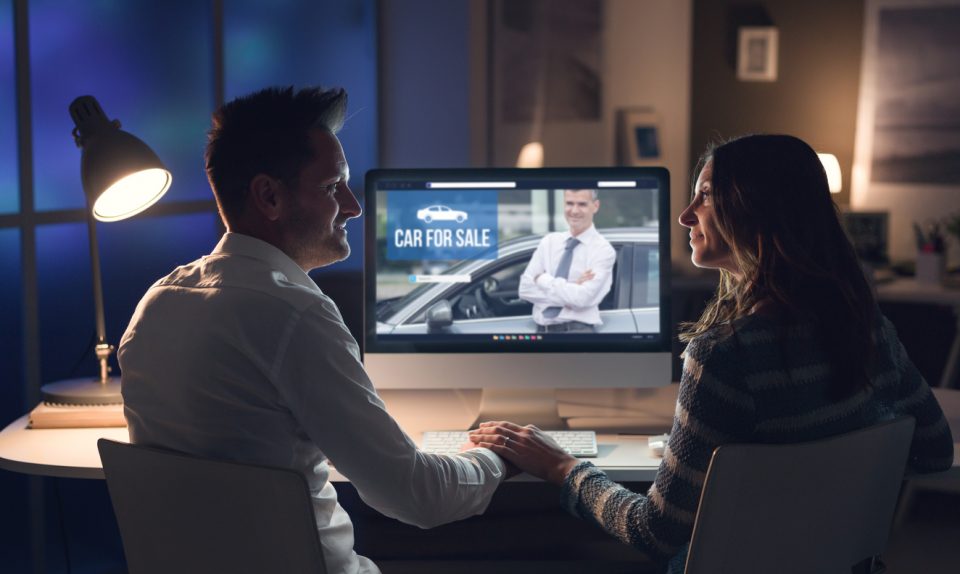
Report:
915,251,945,285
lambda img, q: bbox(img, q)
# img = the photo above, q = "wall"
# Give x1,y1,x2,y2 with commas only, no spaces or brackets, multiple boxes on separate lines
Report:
486,0,693,268
690,0,864,207
607,0,692,270
851,1,960,266
378,0,472,168
382,0,693,267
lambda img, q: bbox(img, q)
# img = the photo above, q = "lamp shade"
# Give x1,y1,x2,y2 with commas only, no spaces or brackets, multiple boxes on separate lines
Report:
817,153,842,194
69,96,172,221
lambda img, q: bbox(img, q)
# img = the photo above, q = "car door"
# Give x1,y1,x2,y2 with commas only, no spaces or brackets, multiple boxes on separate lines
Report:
390,253,539,334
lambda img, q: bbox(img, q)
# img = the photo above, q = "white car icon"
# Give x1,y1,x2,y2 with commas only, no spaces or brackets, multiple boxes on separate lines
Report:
417,205,468,224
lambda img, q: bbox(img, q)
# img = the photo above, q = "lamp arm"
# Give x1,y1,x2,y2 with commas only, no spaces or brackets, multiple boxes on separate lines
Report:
86,209,113,384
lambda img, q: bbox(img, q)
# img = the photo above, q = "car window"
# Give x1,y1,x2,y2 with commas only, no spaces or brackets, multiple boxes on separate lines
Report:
406,257,532,324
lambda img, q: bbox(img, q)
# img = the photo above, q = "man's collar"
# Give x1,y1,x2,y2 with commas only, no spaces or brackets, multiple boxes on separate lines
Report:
212,232,318,291
566,224,600,242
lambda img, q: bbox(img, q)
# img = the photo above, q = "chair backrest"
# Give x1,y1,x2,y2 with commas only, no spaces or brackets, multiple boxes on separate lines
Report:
97,439,326,574
684,416,915,574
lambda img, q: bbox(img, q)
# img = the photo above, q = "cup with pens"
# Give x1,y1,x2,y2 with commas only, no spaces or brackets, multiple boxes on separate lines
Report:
913,220,946,284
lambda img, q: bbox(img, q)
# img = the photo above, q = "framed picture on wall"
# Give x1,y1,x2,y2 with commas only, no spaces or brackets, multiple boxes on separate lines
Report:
854,0,960,188
737,26,778,81
851,0,960,264
617,108,661,166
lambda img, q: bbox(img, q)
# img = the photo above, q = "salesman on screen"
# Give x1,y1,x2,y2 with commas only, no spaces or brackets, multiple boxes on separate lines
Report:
518,189,616,333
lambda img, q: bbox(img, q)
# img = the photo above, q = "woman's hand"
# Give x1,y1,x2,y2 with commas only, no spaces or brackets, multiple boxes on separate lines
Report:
468,421,580,485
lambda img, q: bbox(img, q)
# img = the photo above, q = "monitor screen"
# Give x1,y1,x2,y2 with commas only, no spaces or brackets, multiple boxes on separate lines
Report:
363,167,671,399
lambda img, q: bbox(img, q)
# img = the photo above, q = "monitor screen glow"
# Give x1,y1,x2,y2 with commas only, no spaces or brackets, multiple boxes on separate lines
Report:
364,167,671,393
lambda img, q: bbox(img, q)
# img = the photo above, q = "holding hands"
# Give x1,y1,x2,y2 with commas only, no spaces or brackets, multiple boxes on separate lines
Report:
468,421,580,485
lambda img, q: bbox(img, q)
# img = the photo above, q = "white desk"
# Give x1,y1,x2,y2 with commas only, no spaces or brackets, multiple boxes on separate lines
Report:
0,386,679,481
2,386,958,481
876,277,960,388
0,421,128,479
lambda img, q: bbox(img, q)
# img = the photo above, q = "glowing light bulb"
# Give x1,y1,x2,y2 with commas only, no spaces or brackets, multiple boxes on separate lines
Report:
93,168,172,222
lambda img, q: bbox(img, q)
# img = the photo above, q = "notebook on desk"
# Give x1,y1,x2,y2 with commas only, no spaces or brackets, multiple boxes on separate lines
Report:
28,402,126,429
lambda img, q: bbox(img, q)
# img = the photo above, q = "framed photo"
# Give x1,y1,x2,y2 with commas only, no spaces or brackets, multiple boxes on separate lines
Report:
617,108,661,166
851,0,960,264
737,27,778,81
841,211,889,265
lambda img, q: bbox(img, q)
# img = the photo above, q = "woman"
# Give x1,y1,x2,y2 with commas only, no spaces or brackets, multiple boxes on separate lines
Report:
469,134,954,571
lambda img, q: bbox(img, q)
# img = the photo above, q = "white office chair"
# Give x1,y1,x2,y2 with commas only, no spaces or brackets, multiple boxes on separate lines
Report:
97,439,327,574
683,416,915,574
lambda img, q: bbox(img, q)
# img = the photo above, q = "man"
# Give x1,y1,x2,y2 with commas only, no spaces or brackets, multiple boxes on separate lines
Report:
518,189,616,333
118,87,506,574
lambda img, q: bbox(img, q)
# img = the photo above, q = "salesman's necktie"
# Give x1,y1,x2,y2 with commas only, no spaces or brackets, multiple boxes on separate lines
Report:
542,237,580,319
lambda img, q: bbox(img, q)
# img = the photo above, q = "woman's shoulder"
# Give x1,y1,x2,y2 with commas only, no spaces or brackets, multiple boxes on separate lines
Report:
684,312,822,377
872,312,907,369
686,313,779,355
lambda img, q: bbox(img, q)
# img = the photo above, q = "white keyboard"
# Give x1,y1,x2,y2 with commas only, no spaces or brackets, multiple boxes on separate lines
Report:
421,430,598,458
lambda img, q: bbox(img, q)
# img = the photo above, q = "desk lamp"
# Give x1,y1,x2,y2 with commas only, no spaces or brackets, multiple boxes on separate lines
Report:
39,96,172,405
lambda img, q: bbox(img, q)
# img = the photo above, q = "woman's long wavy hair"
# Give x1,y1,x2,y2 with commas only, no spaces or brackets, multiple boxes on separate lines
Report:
679,135,878,398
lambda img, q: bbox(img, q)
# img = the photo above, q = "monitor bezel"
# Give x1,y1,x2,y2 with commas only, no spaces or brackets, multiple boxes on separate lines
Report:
363,166,671,355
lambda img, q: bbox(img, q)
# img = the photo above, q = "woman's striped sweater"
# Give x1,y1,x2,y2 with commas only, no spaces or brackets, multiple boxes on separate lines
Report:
561,313,954,565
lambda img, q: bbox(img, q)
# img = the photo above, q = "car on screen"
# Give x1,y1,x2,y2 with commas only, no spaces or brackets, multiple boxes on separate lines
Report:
375,227,661,335
416,205,469,223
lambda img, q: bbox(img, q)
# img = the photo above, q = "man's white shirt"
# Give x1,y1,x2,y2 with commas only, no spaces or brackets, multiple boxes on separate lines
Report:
518,225,616,326
119,232,505,574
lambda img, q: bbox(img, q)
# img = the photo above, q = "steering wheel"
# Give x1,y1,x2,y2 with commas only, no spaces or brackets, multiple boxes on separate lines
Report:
472,284,492,317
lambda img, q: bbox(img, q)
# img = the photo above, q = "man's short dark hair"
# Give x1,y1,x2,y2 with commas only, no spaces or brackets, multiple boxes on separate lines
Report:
205,86,348,226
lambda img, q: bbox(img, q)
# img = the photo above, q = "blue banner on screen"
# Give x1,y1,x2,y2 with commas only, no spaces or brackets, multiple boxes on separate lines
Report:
386,191,499,261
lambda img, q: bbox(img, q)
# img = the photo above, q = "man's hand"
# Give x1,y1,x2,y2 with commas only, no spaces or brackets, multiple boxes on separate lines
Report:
459,439,522,478
574,269,595,285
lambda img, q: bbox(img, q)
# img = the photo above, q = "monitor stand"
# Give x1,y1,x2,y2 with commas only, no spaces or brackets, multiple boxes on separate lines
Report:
470,388,567,430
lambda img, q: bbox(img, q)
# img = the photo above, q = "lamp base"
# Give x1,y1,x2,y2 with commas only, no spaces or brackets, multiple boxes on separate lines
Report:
40,377,123,406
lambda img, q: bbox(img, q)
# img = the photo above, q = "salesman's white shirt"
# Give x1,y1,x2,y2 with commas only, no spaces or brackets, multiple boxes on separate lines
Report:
119,232,505,574
518,225,616,326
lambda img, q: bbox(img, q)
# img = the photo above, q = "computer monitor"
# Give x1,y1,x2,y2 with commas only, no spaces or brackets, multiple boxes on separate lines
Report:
364,167,671,428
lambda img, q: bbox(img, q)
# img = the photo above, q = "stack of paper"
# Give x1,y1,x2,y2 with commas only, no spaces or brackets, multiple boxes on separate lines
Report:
28,402,126,429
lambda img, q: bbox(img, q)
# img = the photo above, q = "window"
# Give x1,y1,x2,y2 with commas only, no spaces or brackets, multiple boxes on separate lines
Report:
0,0,16,213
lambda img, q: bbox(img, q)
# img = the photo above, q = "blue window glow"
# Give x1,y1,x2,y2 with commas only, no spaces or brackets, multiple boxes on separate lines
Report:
29,0,214,212
224,0,377,271
0,0,17,214
36,213,221,382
